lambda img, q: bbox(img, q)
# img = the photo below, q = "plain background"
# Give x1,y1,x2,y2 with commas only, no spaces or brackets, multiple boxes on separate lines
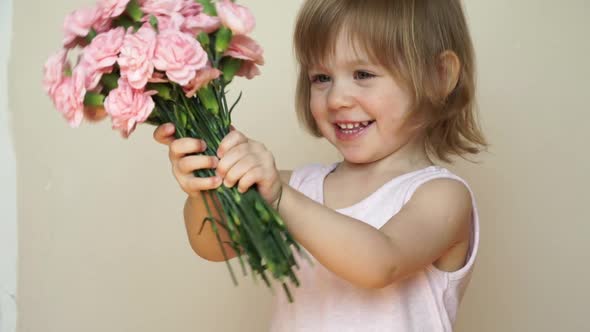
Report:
4,0,589,331
1,0,17,330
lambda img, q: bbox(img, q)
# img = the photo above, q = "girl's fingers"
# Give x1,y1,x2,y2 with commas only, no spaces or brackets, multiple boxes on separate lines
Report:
176,155,219,174
217,130,248,158
221,154,259,188
153,123,176,145
216,142,250,177
169,138,207,161
236,166,265,193
183,175,223,194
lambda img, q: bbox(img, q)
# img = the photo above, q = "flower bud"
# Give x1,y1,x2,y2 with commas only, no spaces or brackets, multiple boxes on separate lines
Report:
197,86,219,115
84,28,98,44
125,0,143,22
146,83,172,100
197,32,210,50
215,27,232,54
83,92,106,106
221,57,242,83
178,110,188,128
149,15,159,31
100,73,119,91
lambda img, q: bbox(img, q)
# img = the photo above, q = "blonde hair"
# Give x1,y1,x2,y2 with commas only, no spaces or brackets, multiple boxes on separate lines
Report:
293,0,487,162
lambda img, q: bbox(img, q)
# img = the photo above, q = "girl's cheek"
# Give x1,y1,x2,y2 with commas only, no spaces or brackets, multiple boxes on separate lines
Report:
310,101,326,120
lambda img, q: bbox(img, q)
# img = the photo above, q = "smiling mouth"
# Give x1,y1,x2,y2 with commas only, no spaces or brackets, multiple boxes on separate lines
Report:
335,121,374,130
333,120,375,139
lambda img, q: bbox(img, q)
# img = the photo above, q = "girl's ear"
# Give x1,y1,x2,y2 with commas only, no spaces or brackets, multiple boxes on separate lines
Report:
437,50,461,97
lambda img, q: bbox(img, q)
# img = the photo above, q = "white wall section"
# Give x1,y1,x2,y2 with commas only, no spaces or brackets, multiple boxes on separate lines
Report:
0,0,17,331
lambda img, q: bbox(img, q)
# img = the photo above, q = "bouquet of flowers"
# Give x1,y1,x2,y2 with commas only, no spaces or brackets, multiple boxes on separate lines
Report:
43,0,304,302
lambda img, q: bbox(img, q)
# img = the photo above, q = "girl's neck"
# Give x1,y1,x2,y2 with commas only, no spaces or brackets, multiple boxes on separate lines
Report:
336,136,434,177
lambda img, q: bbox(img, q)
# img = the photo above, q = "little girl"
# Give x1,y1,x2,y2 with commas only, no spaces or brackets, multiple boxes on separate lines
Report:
154,0,487,330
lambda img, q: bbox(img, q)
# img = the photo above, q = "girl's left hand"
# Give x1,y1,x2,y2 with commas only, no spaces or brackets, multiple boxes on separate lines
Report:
215,129,282,207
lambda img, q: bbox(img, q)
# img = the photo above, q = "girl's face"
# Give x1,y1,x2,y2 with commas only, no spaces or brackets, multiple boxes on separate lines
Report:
308,34,419,164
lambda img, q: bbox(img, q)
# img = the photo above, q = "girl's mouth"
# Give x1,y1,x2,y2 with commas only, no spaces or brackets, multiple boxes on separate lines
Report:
333,120,375,141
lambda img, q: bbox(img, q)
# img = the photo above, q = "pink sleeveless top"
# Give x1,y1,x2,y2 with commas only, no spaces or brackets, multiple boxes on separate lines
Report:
269,163,480,332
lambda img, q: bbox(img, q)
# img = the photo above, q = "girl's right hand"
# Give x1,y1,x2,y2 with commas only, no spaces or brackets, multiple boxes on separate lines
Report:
153,123,222,197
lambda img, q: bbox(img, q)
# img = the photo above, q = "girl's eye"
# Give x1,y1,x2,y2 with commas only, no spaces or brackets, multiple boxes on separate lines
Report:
354,71,375,80
311,74,331,83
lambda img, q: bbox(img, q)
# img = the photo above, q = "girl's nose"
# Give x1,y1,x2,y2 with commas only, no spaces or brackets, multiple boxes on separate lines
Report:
327,81,354,110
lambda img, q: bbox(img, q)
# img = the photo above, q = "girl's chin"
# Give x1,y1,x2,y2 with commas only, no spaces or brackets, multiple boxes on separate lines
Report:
338,149,375,164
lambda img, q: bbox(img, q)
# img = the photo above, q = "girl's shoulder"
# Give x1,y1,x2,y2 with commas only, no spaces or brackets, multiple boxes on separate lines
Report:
286,162,334,188
399,166,475,206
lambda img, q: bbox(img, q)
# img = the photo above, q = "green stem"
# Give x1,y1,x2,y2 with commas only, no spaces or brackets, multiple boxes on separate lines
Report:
148,81,301,302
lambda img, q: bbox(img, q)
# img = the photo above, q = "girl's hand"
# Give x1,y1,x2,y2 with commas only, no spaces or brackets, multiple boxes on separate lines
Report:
153,123,222,197
216,129,282,206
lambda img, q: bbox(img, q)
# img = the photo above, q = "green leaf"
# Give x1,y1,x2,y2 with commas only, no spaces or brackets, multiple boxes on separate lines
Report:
83,92,105,106
197,0,217,16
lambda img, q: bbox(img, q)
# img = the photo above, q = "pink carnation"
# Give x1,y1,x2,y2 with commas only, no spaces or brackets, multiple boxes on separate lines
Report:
118,25,157,89
97,0,130,18
104,79,157,137
182,13,221,35
215,0,255,35
93,16,113,34
236,61,260,80
224,35,264,79
140,0,185,32
79,27,125,90
224,35,264,65
148,71,169,83
63,7,101,48
149,14,184,31
179,0,203,17
43,49,68,96
140,0,183,17
51,67,87,128
183,67,221,97
153,30,208,86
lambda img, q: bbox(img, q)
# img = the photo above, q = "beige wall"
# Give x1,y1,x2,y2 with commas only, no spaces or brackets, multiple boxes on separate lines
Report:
8,0,589,331
1,0,17,331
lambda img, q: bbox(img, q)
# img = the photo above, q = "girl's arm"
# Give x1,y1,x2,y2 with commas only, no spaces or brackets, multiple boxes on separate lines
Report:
152,123,239,262
278,178,473,289
183,194,238,262
183,170,293,262
213,129,472,288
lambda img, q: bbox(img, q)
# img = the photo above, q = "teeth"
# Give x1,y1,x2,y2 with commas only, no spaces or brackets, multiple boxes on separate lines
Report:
336,121,372,130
